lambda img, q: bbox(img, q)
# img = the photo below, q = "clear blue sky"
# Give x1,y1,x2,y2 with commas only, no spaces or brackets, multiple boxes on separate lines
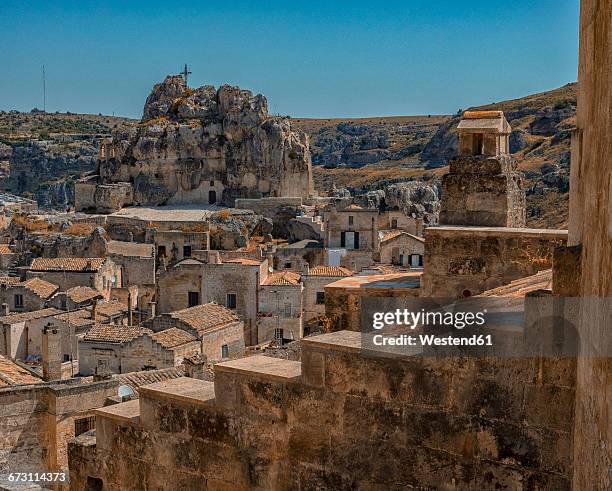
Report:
0,0,579,119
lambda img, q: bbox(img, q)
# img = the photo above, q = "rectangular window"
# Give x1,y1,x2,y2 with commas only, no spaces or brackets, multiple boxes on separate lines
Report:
340,231,346,248
285,262,292,269
348,215,354,226
74,415,96,436
63,354,70,362
14,294,23,308
354,232,360,250
221,344,229,359
284,303,292,316
316,292,325,304
183,245,192,258
157,245,166,257
226,293,237,309
391,219,398,229
188,291,200,307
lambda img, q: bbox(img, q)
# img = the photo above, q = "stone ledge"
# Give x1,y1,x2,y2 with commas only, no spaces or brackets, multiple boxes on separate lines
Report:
301,331,362,354
138,377,215,407
425,226,568,240
214,355,301,383
94,399,140,425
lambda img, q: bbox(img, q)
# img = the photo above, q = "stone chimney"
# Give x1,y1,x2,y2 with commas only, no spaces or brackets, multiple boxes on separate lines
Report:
91,299,99,321
208,250,221,264
42,323,62,381
183,353,208,380
127,291,133,326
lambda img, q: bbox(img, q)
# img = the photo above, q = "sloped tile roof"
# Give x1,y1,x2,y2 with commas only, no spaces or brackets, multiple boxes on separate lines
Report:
262,271,302,286
95,300,129,319
0,244,14,254
381,230,425,243
114,367,185,394
83,324,151,344
0,276,21,286
0,307,62,325
18,277,59,299
306,266,353,277
150,328,198,349
30,257,106,272
53,309,95,327
169,303,240,336
65,286,103,304
0,355,41,385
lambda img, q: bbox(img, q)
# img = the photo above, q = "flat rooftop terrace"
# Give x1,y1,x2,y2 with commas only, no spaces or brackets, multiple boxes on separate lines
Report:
110,205,217,222
326,272,422,291
425,226,568,239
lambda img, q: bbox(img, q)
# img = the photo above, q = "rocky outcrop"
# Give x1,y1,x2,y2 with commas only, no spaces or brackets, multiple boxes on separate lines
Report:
1,140,97,208
86,76,313,211
208,209,273,249
300,117,446,169
354,181,440,225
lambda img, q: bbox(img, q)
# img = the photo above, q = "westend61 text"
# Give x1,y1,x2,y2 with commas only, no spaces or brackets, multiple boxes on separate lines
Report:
371,334,493,347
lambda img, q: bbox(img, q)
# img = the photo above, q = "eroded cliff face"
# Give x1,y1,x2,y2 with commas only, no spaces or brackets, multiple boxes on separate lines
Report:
97,76,313,207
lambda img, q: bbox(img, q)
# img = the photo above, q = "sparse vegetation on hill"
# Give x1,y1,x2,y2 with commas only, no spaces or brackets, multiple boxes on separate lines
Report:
304,83,576,229
0,83,575,229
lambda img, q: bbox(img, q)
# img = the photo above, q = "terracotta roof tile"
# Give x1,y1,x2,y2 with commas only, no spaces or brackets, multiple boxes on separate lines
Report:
30,257,106,272
306,266,353,277
0,244,14,254
95,300,129,320
114,367,184,394
65,286,103,304
18,278,59,299
169,303,240,336
150,328,198,349
83,324,151,344
0,276,21,286
0,355,41,385
0,307,62,325
53,309,95,327
262,271,302,286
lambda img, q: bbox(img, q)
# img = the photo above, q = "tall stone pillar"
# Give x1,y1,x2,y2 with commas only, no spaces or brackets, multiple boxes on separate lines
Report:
570,1,612,489
42,324,62,381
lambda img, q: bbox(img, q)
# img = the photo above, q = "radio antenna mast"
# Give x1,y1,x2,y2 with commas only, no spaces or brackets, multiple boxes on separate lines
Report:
42,65,46,112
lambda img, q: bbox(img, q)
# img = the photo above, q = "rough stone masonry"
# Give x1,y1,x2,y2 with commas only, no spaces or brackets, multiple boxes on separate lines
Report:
76,75,314,212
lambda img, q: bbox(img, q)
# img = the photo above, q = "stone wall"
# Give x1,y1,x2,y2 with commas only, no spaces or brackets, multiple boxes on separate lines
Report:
68,331,575,489
379,233,425,266
439,155,526,228
421,227,568,297
0,379,117,474
257,285,304,343
156,261,203,313
570,1,612,488
108,254,155,287
200,262,266,346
